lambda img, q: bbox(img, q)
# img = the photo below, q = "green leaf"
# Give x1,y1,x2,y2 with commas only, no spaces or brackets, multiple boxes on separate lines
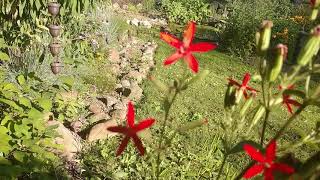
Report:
13,151,27,163
2,82,19,92
0,38,8,48
0,52,10,61
227,140,263,155
60,76,75,88
38,98,52,111
0,98,24,112
35,0,41,10
18,97,31,108
176,119,208,133
0,157,11,165
17,75,26,85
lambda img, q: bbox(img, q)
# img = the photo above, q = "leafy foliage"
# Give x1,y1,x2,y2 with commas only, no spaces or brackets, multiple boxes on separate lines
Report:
160,0,212,24
220,0,295,59
0,0,96,46
0,73,67,178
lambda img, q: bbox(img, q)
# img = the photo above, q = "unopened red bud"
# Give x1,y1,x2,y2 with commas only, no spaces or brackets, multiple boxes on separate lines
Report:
224,84,237,109
297,25,320,66
267,44,287,82
257,20,273,54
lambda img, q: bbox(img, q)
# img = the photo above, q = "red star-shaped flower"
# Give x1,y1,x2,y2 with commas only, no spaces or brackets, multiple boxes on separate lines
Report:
243,140,295,180
107,101,155,156
160,21,217,73
228,73,258,99
279,85,301,114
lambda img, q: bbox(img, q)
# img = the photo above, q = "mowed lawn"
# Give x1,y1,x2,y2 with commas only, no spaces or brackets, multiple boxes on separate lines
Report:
134,29,320,178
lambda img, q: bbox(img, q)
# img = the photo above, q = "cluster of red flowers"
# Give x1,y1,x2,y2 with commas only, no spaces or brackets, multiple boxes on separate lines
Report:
108,21,297,179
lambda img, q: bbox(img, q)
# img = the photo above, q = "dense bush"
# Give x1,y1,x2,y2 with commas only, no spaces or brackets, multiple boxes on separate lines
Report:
220,0,295,59
160,0,212,24
0,0,96,47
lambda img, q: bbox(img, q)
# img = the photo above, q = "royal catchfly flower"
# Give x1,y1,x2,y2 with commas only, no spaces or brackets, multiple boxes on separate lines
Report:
160,21,217,73
279,85,302,114
107,101,155,156
228,73,258,99
243,140,295,180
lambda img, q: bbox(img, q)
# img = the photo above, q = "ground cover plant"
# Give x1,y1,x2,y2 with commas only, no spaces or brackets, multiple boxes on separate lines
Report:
0,0,320,179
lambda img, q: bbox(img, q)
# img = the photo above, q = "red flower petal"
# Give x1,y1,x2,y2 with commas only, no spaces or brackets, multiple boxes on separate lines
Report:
133,118,156,132
127,101,135,128
116,136,130,156
266,140,276,162
185,54,199,73
264,168,274,180
272,163,294,174
311,0,316,6
244,144,265,162
160,32,182,49
286,99,301,107
228,78,241,87
246,86,258,93
163,52,183,66
131,134,145,156
242,73,251,87
107,126,128,134
183,21,196,48
243,164,264,179
285,103,293,114
189,42,217,52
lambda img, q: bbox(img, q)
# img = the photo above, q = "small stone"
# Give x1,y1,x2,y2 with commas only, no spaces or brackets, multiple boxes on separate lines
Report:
110,109,127,121
131,18,139,26
114,101,125,110
108,49,121,64
70,121,83,133
121,79,131,88
90,112,111,123
87,120,118,142
113,3,120,10
47,120,82,160
106,95,119,108
142,21,152,29
122,5,128,10
88,101,104,114
126,70,144,84
129,82,143,101
110,64,121,75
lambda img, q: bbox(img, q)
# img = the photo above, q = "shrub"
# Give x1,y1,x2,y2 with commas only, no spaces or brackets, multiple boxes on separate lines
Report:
220,0,295,59
160,0,212,24
0,0,96,47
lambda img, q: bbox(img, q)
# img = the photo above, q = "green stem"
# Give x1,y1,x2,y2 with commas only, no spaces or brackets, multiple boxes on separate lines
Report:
155,90,179,180
216,155,228,180
260,109,270,145
305,62,312,96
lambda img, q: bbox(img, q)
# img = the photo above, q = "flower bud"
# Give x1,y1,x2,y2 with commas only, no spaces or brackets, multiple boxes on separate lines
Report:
310,0,320,8
149,76,169,93
257,20,273,54
310,8,319,21
297,26,320,66
240,96,254,117
224,84,237,109
267,44,288,82
247,106,266,135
